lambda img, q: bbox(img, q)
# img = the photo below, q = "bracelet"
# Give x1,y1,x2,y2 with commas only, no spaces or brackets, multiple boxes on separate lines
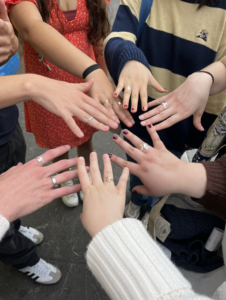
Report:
83,64,101,79
195,71,214,85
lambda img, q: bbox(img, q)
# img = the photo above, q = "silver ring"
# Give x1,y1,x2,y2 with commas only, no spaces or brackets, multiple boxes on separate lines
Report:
87,116,94,124
141,143,149,151
162,102,167,110
37,156,45,164
118,101,122,105
125,86,131,91
51,176,58,187
103,99,109,104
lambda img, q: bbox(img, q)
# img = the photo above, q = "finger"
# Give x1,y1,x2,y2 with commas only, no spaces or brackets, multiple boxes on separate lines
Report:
109,153,138,174
112,101,135,127
148,75,167,93
103,154,114,185
28,145,71,167
154,114,182,131
140,107,174,126
75,78,94,92
132,185,150,196
77,156,92,190
121,129,151,153
45,158,78,176
114,80,124,99
89,152,102,184
139,101,169,121
0,0,9,22
122,83,132,109
130,86,139,113
48,184,82,201
117,167,129,191
53,168,86,186
102,100,118,122
140,86,148,112
193,111,204,131
63,115,85,138
146,124,165,149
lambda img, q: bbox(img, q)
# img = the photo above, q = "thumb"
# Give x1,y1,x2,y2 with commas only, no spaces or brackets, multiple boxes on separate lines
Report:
132,185,151,196
193,110,204,131
75,79,94,93
148,74,167,93
0,0,9,22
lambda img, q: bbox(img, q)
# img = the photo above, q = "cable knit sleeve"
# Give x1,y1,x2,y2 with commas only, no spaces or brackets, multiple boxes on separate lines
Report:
0,215,9,242
193,154,226,221
86,218,211,300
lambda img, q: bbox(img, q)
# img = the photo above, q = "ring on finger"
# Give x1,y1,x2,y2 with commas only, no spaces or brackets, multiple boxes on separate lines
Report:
51,175,58,187
104,176,114,183
125,86,131,92
87,116,94,124
103,99,109,104
162,102,167,110
118,101,122,105
141,143,149,152
37,156,45,165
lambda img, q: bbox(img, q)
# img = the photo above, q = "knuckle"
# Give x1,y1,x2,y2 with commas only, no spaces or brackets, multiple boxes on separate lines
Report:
126,146,135,157
159,111,166,119
121,160,129,168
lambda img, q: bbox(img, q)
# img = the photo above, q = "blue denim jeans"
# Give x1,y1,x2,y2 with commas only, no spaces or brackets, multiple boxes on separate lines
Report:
125,137,183,213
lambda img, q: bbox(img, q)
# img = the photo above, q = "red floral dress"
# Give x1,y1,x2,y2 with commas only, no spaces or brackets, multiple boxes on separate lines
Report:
6,0,110,149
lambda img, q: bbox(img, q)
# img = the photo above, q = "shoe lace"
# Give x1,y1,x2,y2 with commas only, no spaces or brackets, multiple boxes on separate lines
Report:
32,259,51,278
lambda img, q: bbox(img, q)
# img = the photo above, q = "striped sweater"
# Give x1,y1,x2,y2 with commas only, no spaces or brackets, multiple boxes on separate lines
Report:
104,0,226,151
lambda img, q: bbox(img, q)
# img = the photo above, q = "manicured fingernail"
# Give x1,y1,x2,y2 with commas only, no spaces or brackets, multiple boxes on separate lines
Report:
78,131,84,138
141,121,146,126
108,153,112,158
132,190,137,194
65,145,71,150
132,107,136,111
139,115,144,120
148,124,152,128
124,104,128,108
163,88,168,91
143,106,147,111
122,129,129,135
112,134,118,140
114,93,118,96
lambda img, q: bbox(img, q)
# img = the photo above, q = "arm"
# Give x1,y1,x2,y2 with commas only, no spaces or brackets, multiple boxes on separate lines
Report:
77,153,211,300
0,0,18,66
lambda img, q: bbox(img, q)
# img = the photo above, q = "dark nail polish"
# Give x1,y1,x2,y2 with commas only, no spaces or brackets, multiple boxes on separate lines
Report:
108,153,112,158
122,129,129,135
132,107,135,111
132,190,137,194
112,134,118,140
148,124,152,128
124,104,128,108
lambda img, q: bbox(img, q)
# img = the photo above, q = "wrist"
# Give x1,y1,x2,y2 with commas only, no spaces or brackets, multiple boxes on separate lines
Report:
85,68,105,82
188,72,213,90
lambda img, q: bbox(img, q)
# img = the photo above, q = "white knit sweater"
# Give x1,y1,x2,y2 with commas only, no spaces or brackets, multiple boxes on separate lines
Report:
86,218,212,300
0,214,9,242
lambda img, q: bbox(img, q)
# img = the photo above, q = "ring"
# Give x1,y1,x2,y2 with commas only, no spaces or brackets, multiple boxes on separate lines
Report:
125,86,131,91
51,175,58,187
87,116,94,124
103,99,109,104
162,102,167,110
37,156,45,164
141,143,149,151
104,176,114,183
118,101,122,105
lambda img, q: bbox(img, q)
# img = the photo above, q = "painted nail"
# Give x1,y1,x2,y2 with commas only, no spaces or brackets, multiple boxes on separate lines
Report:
112,134,118,140
163,88,168,92
124,104,128,108
132,107,136,111
122,129,129,135
143,106,147,111
132,190,138,194
148,124,152,128
114,93,118,96
108,153,112,158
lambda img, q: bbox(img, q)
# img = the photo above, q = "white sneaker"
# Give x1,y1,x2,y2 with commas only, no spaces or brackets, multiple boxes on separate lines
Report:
124,201,141,219
141,212,150,230
79,172,92,201
19,226,44,245
19,258,61,284
61,180,79,207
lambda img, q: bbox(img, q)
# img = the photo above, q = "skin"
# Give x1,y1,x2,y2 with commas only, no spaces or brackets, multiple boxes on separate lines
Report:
0,145,89,223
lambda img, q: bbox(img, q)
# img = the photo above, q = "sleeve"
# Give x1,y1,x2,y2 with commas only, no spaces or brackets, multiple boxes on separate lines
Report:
0,215,10,242
104,0,151,85
193,154,226,222
5,0,39,14
86,218,212,300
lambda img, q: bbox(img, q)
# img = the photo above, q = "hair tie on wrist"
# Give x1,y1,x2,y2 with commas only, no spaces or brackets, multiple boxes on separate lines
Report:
83,64,101,79
195,71,214,85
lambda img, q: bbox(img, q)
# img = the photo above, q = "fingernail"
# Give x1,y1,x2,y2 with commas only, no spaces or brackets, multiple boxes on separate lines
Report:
78,131,84,138
114,93,118,96
127,121,133,127
124,104,128,108
122,129,129,135
148,124,152,128
139,115,144,120
112,134,118,140
143,106,147,111
79,156,84,161
65,145,71,150
108,153,112,158
132,107,136,111
112,122,118,128
141,121,146,126
103,125,109,131
163,88,168,92
132,190,137,194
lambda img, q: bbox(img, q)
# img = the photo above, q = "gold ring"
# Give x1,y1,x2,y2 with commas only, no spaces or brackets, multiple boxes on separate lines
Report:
103,99,109,104
118,101,122,105
104,176,114,183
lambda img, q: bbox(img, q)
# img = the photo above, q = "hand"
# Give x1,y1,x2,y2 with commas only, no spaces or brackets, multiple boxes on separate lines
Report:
0,145,87,222
86,69,135,128
113,61,167,113
0,0,18,66
30,76,120,138
139,72,213,131
109,126,207,198
78,152,129,238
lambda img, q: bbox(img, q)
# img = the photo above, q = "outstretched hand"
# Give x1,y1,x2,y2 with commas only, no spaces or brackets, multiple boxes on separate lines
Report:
78,152,129,238
139,72,213,131
0,145,86,222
